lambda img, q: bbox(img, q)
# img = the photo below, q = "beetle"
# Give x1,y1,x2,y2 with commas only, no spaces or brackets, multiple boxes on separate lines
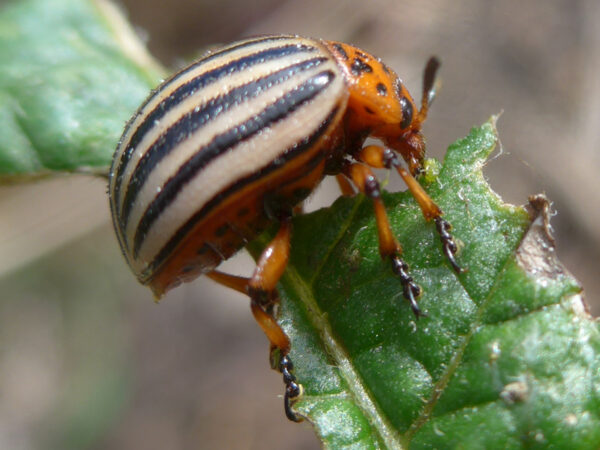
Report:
108,35,461,422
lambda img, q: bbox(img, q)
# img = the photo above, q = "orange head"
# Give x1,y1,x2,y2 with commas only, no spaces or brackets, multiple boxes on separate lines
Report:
325,41,440,174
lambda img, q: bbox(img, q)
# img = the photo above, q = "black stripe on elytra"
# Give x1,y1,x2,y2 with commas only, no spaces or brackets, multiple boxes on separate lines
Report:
142,106,339,281
119,56,328,233
132,70,337,258
172,35,296,81
110,36,293,183
113,41,319,213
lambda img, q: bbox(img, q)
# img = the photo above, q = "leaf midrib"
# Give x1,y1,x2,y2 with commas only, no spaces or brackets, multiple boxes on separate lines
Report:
285,264,405,448
279,193,405,448
405,210,532,439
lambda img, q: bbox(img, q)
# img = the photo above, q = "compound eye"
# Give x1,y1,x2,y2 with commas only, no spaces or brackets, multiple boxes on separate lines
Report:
400,96,413,129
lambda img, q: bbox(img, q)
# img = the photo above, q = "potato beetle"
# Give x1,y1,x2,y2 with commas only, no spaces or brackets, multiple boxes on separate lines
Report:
109,35,461,422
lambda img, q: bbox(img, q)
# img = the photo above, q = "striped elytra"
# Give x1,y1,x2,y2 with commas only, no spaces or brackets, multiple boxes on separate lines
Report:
109,34,458,421
111,36,348,293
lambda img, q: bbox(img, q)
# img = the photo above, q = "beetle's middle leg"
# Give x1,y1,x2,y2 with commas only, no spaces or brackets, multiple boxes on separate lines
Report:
207,216,302,422
342,161,423,317
354,144,462,273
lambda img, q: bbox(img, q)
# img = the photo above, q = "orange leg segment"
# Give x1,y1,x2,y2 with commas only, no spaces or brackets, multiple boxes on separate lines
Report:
342,161,423,317
354,144,462,273
336,173,356,196
206,270,248,294
207,217,302,422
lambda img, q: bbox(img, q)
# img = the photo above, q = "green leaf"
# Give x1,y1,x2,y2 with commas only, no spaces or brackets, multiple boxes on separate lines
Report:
252,119,600,448
0,0,164,181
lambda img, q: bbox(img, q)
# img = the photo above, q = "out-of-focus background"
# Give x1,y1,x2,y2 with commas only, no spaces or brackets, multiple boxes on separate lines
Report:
1,0,599,448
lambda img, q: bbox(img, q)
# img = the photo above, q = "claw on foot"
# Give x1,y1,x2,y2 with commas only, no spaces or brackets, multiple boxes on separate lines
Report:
280,355,303,422
434,217,464,274
391,255,426,318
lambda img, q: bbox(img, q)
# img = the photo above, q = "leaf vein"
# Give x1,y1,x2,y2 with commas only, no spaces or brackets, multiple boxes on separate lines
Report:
405,245,523,439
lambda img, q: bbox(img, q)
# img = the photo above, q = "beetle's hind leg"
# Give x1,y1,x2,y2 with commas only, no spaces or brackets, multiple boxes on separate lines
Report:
342,162,424,317
206,270,249,293
335,173,356,196
354,145,463,274
207,216,302,422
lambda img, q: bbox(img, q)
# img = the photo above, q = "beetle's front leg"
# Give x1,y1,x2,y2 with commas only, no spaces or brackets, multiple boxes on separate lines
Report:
342,162,424,317
354,144,463,273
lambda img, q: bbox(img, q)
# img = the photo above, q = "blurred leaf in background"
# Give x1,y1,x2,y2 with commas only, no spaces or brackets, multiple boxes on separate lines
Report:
0,0,163,179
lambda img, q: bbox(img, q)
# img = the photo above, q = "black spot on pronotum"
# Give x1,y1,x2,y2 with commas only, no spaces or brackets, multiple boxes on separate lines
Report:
332,43,348,60
400,96,413,129
197,244,209,255
351,58,373,76
364,106,375,115
376,83,387,96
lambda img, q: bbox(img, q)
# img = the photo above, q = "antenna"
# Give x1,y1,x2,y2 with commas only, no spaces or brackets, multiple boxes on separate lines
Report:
419,56,441,122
